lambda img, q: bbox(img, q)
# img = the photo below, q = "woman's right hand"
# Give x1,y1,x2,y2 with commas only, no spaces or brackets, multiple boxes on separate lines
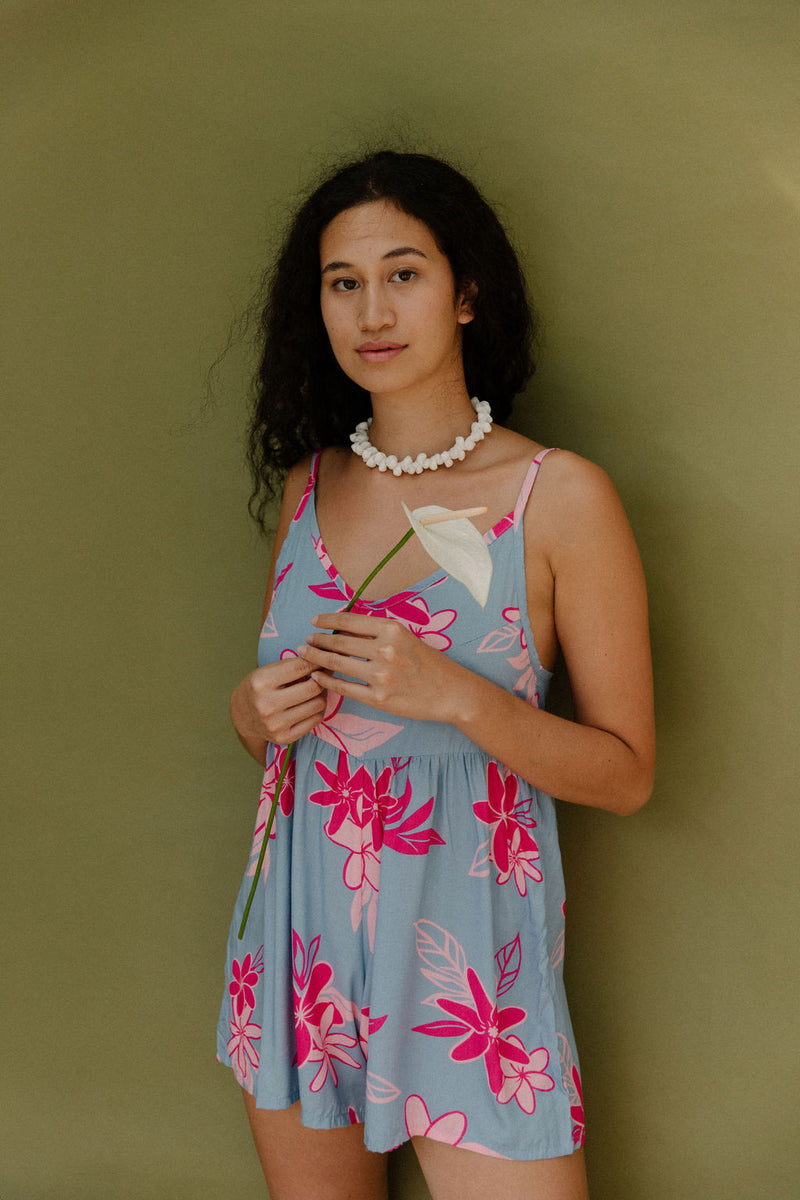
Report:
230,655,327,760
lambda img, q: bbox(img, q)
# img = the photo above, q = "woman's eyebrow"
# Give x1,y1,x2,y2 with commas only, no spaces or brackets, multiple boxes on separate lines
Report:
321,246,429,276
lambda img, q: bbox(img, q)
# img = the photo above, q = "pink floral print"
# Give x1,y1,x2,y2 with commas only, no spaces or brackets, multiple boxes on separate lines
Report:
472,761,542,894
496,1036,555,1113
413,965,528,1095
291,931,361,1093
310,752,445,949
226,1006,262,1092
558,1033,586,1148
247,745,295,883
476,607,540,705
220,449,581,1157
404,1095,503,1157
229,947,264,1016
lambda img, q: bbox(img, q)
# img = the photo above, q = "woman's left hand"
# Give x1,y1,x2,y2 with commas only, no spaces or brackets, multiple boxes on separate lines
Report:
296,610,464,723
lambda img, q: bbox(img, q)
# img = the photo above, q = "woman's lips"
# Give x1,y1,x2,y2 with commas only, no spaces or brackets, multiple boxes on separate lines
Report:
356,342,406,363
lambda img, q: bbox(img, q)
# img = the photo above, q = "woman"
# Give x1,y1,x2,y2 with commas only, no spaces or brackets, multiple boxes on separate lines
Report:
218,151,654,1200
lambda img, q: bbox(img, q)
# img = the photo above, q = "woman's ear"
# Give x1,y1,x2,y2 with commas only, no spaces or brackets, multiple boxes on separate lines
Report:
457,280,477,324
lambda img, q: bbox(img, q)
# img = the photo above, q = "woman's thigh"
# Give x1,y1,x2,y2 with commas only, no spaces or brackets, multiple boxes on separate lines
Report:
242,1092,389,1200
412,1137,589,1200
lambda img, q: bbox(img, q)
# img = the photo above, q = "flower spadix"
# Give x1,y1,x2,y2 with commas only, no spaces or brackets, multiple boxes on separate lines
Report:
402,503,493,608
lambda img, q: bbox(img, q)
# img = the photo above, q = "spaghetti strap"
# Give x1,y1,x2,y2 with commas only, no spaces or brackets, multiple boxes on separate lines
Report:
513,447,556,528
289,452,322,525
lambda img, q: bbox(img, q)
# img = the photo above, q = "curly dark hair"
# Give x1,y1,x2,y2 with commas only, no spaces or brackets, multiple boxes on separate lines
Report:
247,150,537,529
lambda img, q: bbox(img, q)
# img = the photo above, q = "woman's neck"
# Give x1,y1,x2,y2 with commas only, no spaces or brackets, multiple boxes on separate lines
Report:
366,386,477,462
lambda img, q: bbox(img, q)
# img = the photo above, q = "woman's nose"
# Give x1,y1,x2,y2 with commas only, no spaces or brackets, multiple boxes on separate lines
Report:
357,285,395,332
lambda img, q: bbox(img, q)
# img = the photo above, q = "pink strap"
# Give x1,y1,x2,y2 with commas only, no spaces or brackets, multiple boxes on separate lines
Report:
512,448,555,528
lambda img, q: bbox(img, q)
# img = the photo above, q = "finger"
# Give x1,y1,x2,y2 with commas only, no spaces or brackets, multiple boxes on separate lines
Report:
270,694,328,742
310,611,387,635
261,654,319,685
296,643,371,681
304,631,375,658
308,669,370,701
277,676,324,701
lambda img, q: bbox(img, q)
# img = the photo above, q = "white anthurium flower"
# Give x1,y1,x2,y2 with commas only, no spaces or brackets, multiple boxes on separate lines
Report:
402,503,493,608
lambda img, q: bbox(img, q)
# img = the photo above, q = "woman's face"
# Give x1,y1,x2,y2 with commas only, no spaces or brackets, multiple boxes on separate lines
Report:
319,201,474,403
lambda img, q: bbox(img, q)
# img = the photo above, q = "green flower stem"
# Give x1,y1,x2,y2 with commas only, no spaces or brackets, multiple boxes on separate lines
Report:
237,523,416,939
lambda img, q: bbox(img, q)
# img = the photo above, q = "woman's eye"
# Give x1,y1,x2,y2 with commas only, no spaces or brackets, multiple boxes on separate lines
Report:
332,278,359,292
391,268,416,283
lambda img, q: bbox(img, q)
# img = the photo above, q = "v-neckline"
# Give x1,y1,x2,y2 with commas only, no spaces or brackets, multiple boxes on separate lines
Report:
309,485,516,605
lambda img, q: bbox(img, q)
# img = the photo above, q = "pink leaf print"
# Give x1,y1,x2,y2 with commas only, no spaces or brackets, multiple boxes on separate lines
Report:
259,562,293,639
315,693,403,757
260,611,278,639
292,469,315,522
365,1071,402,1104
404,1095,504,1157
495,934,522,997
354,1005,388,1060
476,624,520,655
551,902,567,969
413,967,528,1096
468,838,492,878
414,920,472,1005
496,1036,555,1114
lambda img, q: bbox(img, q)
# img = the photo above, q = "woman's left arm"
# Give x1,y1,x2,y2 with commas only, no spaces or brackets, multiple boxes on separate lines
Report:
453,453,655,815
299,455,654,815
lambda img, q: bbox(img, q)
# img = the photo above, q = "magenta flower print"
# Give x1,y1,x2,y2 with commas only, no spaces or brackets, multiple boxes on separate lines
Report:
413,966,528,1096
309,1003,362,1093
403,1095,504,1157
290,930,361,1094
226,1008,261,1092
496,1035,555,1114
311,754,444,949
247,746,295,882
558,1033,586,1148
473,761,541,888
495,826,543,895
229,947,264,1017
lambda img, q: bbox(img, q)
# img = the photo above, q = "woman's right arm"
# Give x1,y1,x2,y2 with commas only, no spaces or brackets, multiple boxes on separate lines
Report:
229,458,327,763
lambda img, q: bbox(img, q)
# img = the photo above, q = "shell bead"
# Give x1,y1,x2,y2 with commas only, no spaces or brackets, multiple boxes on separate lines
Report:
350,398,492,475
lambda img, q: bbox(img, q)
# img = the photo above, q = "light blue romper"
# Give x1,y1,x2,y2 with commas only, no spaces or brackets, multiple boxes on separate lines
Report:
217,449,585,1160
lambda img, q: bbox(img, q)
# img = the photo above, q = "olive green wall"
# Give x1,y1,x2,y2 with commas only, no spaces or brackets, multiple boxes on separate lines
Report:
2,1,797,1197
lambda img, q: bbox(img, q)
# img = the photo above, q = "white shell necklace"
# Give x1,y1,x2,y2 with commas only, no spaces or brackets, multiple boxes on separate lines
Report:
349,397,493,475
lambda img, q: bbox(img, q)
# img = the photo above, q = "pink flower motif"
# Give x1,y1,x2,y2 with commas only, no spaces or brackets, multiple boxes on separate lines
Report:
292,934,339,1068
473,761,540,883
366,594,456,651
228,948,264,1016
570,1066,585,1147
404,1095,504,1157
405,1094,467,1144
558,1033,585,1148
496,1036,555,1114
248,746,295,880
495,826,544,895
413,967,528,1096
476,607,539,704
309,1003,362,1093
227,1007,261,1091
